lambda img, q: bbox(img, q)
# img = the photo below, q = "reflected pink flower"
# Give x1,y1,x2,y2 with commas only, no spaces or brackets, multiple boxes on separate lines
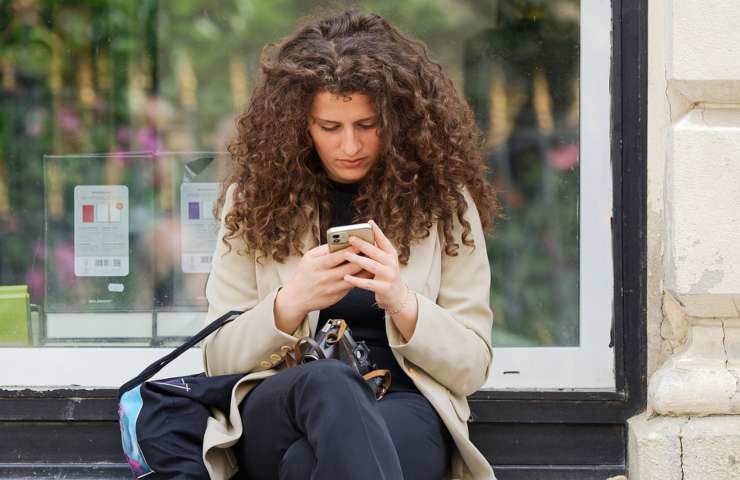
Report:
57,107,81,134
136,126,161,152
25,266,44,299
116,126,133,145
54,242,77,285
26,242,48,298
548,143,579,170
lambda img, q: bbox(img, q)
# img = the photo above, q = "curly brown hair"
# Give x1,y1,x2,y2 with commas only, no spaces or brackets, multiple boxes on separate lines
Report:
216,8,503,264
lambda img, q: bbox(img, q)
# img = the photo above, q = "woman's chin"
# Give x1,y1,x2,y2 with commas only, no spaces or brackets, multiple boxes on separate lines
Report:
329,169,369,183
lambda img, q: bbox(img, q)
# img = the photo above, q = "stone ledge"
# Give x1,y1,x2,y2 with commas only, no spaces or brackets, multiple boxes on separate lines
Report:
653,292,740,416
672,293,740,319
629,413,740,480
669,81,740,106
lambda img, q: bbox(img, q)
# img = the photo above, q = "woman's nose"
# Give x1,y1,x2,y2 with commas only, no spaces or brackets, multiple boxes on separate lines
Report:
340,129,361,157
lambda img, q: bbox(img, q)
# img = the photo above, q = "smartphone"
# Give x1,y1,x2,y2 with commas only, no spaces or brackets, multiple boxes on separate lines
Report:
327,223,374,252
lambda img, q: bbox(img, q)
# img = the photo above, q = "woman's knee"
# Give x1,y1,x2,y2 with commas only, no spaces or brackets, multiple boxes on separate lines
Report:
294,359,369,396
299,358,357,382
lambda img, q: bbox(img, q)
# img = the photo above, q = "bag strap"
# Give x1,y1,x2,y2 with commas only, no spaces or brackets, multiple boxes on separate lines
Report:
118,310,243,398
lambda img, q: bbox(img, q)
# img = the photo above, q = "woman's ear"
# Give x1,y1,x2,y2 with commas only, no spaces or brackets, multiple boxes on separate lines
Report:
306,118,315,145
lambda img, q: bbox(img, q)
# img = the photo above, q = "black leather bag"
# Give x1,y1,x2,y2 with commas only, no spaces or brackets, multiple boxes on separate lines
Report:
117,310,243,479
286,318,392,399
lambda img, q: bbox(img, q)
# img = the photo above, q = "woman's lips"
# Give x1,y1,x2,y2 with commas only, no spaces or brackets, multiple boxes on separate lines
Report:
338,157,366,167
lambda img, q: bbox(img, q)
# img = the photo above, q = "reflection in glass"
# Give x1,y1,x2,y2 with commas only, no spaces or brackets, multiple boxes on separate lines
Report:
154,152,228,344
465,1,580,347
0,1,580,348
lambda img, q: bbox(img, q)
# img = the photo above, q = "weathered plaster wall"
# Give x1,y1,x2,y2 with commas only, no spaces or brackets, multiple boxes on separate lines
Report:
646,0,669,379
633,0,740,478
650,0,740,375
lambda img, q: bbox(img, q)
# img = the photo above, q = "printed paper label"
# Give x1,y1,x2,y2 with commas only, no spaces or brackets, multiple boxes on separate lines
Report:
180,182,219,273
74,185,129,277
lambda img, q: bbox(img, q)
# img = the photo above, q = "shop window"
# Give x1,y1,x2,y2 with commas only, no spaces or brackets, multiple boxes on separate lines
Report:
0,0,613,390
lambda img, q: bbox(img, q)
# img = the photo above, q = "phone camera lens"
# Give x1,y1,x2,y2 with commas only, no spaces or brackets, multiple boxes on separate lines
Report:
332,234,340,239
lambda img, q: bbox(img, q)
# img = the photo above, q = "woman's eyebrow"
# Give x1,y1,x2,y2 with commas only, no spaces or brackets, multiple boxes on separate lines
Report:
313,115,377,124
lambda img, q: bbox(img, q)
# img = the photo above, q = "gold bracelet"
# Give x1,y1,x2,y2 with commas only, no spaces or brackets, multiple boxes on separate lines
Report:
383,283,413,316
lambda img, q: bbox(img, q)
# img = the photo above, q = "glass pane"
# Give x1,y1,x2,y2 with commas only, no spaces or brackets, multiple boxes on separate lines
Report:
465,2,581,347
0,0,579,348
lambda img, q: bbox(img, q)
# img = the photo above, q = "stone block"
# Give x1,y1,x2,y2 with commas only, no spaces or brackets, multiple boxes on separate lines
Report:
650,364,737,415
628,412,684,480
666,108,740,294
629,414,740,479
682,416,740,480
669,0,740,81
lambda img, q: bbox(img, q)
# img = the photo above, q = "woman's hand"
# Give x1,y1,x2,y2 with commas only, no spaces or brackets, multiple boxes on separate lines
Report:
342,220,419,341
274,244,366,335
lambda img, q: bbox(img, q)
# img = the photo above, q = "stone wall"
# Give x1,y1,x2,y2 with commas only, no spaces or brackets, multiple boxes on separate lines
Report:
630,1,740,478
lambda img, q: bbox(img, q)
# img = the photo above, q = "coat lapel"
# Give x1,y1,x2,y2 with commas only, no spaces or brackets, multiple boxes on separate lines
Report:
274,213,320,335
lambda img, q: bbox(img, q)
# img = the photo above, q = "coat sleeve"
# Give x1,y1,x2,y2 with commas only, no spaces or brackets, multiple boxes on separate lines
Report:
387,188,494,397
201,183,303,376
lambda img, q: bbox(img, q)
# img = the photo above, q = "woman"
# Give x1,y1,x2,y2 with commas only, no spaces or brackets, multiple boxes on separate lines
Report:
202,9,503,480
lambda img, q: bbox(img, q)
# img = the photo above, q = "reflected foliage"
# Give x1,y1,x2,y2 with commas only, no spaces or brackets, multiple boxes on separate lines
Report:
465,0,580,346
0,0,579,347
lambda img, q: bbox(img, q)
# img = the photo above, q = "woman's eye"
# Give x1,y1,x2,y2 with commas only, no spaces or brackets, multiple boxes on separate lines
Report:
317,123,375,132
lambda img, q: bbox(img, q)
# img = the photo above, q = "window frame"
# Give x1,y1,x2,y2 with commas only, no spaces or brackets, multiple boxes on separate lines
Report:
471,0,646,420
487,0,616,391
467,0,648,476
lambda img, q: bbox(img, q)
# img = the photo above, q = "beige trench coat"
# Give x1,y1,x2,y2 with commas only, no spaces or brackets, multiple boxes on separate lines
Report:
201,183,496,480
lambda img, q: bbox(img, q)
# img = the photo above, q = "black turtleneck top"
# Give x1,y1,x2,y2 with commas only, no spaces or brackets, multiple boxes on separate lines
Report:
317,179,418,394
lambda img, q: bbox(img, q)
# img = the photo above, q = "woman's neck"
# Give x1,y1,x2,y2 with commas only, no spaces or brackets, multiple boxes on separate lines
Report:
328,178,360,194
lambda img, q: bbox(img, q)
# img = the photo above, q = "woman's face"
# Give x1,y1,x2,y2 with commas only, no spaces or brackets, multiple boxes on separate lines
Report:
308,91,381,184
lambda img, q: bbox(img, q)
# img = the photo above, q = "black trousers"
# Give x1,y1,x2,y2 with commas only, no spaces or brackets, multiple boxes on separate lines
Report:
234,359,453,480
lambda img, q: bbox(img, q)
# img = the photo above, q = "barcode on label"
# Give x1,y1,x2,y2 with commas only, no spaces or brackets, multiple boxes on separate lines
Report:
93,258,122,267
200,255,212,263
